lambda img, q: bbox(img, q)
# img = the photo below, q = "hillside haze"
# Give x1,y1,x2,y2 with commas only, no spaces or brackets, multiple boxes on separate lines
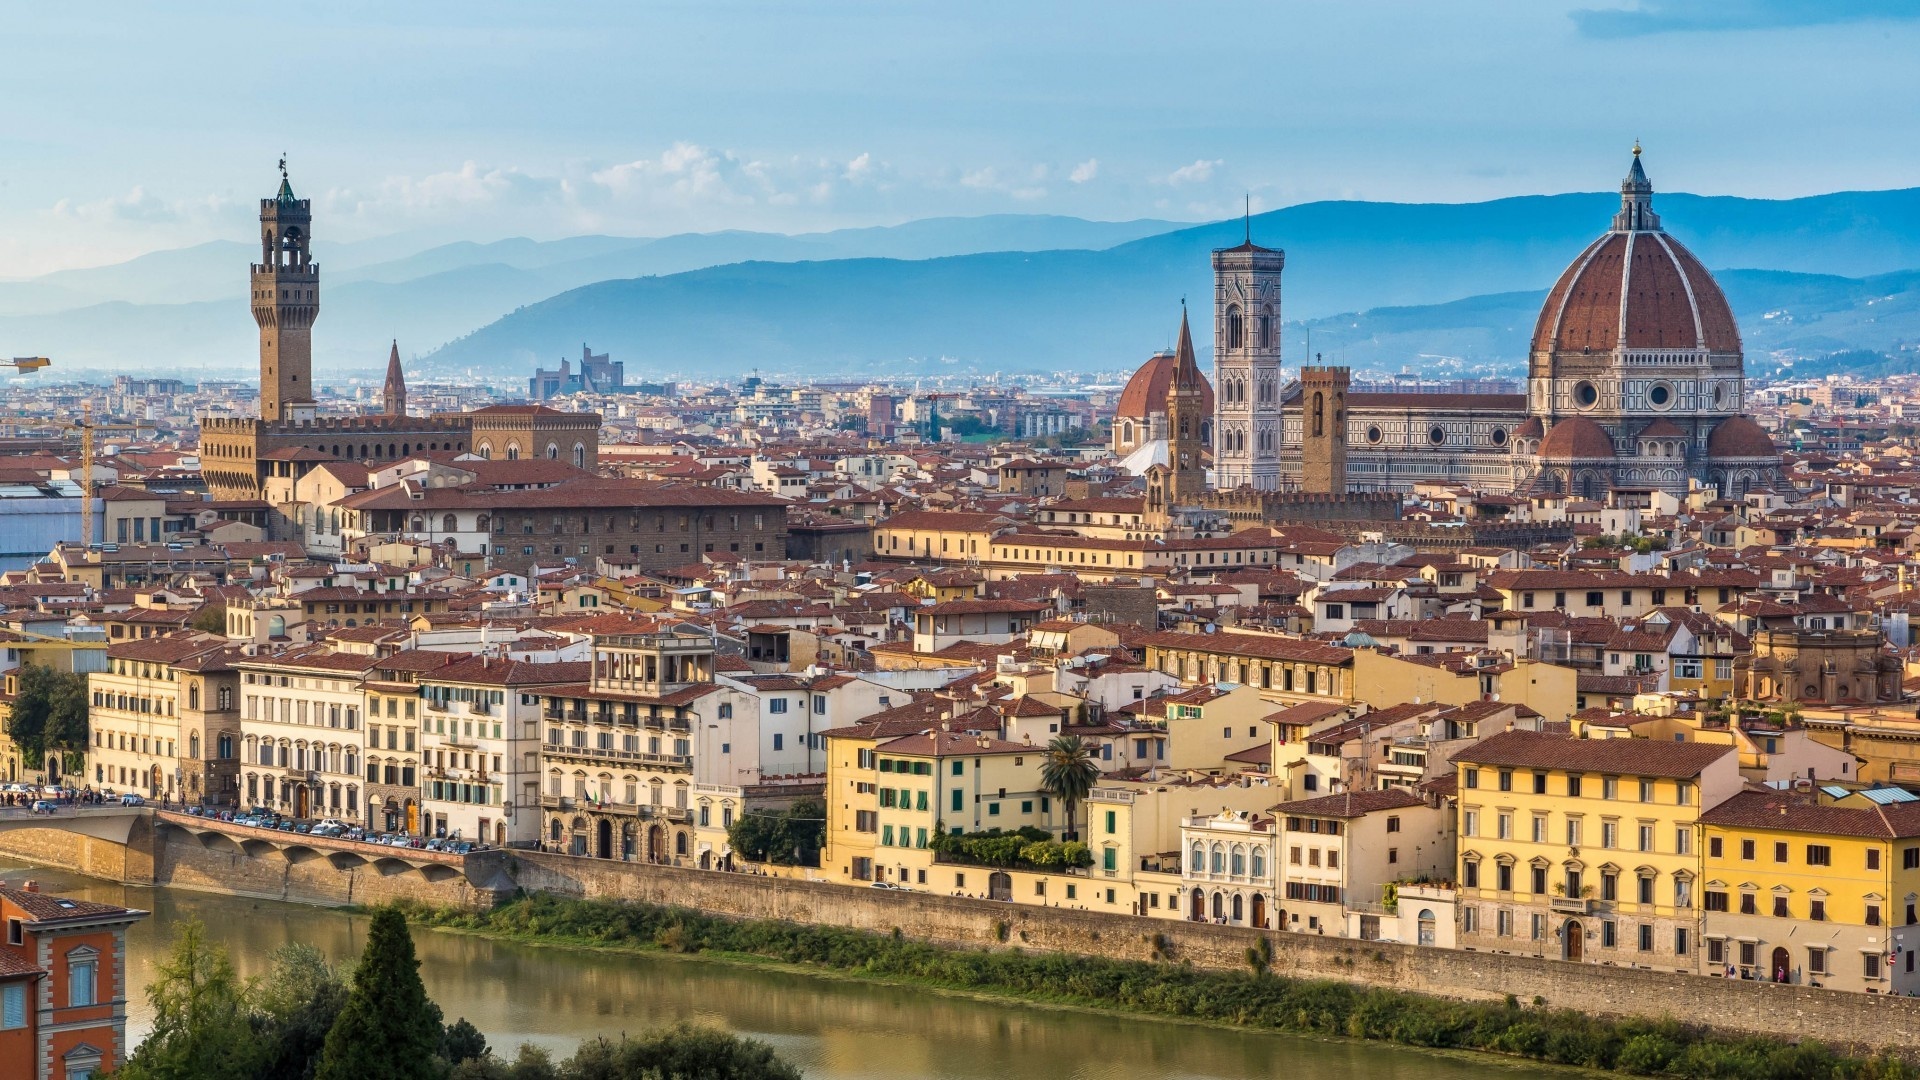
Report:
9,187,1920,379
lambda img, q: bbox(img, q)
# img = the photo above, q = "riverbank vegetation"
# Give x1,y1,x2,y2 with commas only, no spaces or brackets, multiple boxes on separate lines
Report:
402,893,1919,1080
113,908,799,1080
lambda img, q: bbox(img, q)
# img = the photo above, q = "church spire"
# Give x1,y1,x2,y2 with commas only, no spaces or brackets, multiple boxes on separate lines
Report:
1612,141,1661,233
382,339,407,417
1171,304,1203,391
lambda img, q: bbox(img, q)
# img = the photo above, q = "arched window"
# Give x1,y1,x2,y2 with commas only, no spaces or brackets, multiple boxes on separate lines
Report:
410,515,425,532
443,514,458,533
476,514,490,532
506,444,520,461
1311,392,1325,438
1121,420,1134,445
546,443,560,460
1258,305,1274,349
1251,847,1266,878
1226,304,1243,349
476,442,492,459
1190,843,1204,872
573,443,586,469
1230,846,1246,876
1210,843,1224,874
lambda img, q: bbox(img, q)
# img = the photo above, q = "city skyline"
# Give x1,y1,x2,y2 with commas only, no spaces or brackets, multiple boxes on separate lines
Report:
5,1,1920,276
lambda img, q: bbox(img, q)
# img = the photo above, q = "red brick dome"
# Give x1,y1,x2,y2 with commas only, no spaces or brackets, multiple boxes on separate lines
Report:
1115,350,1213,420
1708,416,1777,459
1537,416,1616,461
1531,152,1741,357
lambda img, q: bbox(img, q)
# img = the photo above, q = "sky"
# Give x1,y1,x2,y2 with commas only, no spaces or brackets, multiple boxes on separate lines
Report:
3,0,1918,276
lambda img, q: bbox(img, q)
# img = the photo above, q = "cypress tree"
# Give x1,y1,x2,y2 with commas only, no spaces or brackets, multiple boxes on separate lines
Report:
316,907,446,1080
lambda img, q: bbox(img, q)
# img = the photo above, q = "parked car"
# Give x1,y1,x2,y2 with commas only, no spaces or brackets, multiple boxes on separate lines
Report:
29,801,56,814
119,793,145,806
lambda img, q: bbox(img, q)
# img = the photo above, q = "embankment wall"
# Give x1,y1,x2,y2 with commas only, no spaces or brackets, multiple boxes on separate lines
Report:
510,850,1920,1055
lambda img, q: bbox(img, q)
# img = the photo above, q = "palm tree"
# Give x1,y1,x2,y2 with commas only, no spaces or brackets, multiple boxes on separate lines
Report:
1039,735,1100,840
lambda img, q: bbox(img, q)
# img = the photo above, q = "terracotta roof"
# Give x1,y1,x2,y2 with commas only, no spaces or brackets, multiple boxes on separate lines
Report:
1697,788,1920,839
1449,729,1730,778
1115,351,1215,421
0,887,142,925
1708,416,1778,459
1538,416,1616,461
1530,188,1740,357
1274,787,1425,819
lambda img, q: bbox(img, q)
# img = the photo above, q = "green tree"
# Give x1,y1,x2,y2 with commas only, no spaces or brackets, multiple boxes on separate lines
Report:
316,907,447,1080
254,943,350,1080
557,1025,801,1080
116,918,264,1080
725,798,824,866
6,663,89,771
190,603,228,634
1039,735,1100,840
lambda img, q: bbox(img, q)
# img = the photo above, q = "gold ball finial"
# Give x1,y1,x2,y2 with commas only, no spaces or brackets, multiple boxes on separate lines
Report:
1632,139,1642,157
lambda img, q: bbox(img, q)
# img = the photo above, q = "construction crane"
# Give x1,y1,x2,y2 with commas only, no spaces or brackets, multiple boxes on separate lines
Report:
2,357,50,373
54,401,156,551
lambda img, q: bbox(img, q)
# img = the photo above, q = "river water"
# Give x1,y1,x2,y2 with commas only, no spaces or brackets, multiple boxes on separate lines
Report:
0,859,1561,1080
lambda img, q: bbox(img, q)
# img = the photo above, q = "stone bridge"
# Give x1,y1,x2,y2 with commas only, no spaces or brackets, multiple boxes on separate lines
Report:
0,806,514,909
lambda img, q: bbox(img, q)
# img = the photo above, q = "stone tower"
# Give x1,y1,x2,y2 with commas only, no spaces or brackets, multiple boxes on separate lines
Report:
1166,306,1209,502
252,165,318,422
1300,363,1349,495
1210,230,1285,491
382,340,407,417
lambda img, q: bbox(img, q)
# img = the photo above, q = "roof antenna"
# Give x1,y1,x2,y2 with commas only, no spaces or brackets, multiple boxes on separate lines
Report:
1244,193,1251,245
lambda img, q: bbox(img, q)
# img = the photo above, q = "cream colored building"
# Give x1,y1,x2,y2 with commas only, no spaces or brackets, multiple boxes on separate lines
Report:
87,631,229,798
235,646,377,819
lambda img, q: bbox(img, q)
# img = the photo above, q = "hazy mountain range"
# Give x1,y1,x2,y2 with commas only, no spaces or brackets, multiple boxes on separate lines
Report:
8,189,1920,382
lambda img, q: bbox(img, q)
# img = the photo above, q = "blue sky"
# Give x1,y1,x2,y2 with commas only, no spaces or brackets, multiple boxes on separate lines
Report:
3,0,1916,275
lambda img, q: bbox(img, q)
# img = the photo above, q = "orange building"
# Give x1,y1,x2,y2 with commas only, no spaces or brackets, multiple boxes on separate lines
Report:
0,884,148,1080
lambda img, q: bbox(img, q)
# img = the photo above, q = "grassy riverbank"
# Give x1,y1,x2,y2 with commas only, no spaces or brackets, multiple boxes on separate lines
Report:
398,894,1913,1080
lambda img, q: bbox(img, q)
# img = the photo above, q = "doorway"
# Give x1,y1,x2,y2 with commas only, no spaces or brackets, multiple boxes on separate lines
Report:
988,872,1013,902
1563,920,1583,962
596,818,613,860
1251,893,1267,929
1772,946,1791,983
1190,889,1205,921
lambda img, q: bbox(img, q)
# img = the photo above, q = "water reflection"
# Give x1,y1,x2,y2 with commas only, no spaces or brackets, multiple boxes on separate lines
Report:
0,861,1553,1080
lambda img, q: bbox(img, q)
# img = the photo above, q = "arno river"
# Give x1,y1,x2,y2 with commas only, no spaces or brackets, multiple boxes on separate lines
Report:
1,859,1563,1080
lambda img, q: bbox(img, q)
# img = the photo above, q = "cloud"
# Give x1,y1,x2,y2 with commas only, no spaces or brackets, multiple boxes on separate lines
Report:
843,152,874,183
1164,159,1222,186
1571,0,1920,37
957,165,1048,200
50,185,235,225
1069,159,1099,184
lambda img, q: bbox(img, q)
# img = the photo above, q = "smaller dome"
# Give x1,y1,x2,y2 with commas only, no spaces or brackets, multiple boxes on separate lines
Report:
1708,416,1777,459
1538,416,1616,461
1114,351,1214,421
1637,418,1686,439
1343,630,1380,649
1513,416,1544,439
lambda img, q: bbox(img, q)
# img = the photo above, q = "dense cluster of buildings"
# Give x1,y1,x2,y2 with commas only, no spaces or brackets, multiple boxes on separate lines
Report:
7,152,1920,1010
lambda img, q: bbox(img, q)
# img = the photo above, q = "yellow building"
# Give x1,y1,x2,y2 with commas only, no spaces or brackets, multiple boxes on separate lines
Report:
1697,787,1920,993
868,727,1054,888
1451,729,1741,971
1135,630,1353,705
1352,648,1578,722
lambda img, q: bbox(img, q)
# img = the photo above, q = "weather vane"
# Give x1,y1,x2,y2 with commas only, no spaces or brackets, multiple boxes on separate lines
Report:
279,154,288,179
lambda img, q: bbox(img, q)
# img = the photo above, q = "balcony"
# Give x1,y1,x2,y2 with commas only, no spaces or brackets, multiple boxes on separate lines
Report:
1550,895,1594,915
542,744,691,769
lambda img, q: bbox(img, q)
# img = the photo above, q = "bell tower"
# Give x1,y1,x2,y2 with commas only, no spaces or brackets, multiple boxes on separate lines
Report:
253,160,318,423
1165,306,1209,502
1211,211,1285,491
1300,362,1350,495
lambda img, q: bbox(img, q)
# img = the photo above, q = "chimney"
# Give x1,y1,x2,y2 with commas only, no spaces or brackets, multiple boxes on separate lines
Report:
22,881,38,893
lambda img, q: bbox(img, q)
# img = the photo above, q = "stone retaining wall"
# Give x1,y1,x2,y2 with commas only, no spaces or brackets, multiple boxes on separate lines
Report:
510,851,1920,1056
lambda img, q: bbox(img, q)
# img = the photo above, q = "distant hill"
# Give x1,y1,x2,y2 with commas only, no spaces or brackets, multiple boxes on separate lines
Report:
429,188,1920,379
16,188,1920,378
